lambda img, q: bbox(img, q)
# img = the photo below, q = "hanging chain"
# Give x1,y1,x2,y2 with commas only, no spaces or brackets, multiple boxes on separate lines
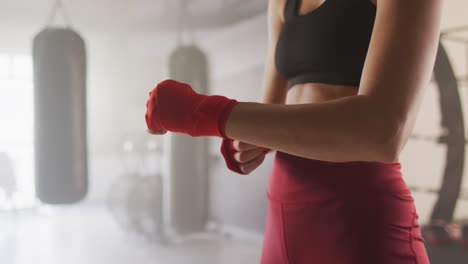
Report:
176,0,195,46
46,0,72,28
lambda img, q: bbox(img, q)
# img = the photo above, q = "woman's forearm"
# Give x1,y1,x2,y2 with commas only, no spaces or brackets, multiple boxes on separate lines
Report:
225,94,403,163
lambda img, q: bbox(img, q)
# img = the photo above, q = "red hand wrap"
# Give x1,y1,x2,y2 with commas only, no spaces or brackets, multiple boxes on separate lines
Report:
145,79,239,138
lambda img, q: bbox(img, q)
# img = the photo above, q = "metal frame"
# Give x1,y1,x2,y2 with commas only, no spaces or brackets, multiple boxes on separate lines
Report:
441,25,468,84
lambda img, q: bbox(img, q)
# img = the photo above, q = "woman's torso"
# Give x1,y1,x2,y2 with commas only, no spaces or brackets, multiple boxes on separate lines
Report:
264,2,427,262
286,83,358,104
276,0,376,105
271,0,409,198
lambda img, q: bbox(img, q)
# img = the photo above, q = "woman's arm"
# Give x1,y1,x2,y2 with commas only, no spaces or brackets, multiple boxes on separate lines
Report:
227,0,288,174
261,0,288,105
225,0,443,163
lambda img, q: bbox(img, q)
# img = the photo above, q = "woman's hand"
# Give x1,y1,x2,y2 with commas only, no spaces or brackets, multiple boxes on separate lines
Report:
145,79,238,138
221,139,271,175
147,128,167,135
232,140,268,174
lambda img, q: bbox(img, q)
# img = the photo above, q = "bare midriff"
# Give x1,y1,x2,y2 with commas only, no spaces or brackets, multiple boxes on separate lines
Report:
286,83,359,104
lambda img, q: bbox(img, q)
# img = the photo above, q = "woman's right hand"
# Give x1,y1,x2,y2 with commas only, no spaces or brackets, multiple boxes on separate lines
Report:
232,141,268,174
221,139,270,175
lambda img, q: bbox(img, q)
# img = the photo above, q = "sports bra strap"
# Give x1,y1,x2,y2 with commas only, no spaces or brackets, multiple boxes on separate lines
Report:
284,0,300,20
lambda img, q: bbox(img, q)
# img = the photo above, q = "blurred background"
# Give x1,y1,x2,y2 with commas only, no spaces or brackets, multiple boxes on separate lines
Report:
0,0,468,263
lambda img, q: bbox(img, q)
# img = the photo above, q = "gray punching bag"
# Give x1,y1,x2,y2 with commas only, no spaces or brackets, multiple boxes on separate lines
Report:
167,45,209,234
33,28,88,204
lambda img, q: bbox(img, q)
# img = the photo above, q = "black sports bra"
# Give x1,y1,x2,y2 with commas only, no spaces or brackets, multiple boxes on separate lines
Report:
275,0,376,88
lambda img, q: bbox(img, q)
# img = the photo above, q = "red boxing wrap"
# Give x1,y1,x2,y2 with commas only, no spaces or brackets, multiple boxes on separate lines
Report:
145,79,239,138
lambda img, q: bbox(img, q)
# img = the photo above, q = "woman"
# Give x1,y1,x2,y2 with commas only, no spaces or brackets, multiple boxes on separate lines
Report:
145,0,443,263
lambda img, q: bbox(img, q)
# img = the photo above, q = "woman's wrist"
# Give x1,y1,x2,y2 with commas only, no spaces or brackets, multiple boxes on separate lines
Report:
145,79,239,138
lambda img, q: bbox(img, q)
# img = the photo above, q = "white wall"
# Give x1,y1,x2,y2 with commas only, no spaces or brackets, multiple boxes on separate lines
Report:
197,14,270,233
84,31,168,202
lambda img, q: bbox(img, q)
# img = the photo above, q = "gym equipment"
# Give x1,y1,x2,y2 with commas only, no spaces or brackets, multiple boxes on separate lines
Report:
409,37,465,226
408,27,468,263
33,0,88,204
107,139,166,243
165,44,210,235
157,0,212,235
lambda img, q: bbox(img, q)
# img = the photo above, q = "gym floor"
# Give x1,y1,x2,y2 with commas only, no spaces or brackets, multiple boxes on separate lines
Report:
0,205,262,264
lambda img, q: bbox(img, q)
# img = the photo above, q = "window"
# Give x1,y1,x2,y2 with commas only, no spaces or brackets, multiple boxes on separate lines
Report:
0,54,35,210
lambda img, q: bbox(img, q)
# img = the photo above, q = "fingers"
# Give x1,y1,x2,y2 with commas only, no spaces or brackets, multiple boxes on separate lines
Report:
145,86,167,133
147,128,167,135
233,147,265,163
232,140,260,152
229,140,269,174
238,153,266,174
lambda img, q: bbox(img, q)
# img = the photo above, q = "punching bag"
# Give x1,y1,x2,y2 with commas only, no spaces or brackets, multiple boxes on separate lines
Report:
33,28,88,204
167,45,209,234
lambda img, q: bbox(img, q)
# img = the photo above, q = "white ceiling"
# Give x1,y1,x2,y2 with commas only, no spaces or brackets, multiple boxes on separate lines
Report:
2,0,468,33
0,0,267,32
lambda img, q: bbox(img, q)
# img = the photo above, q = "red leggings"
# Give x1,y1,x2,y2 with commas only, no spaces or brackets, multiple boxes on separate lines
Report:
261,151,429,264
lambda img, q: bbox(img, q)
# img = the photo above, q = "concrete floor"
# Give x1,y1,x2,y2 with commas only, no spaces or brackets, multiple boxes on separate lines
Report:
0,205,262,264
